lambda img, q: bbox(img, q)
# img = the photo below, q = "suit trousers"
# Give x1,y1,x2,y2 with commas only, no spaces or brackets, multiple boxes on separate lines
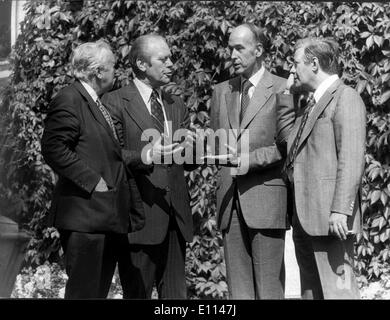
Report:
291,205,360,299
60,230,129,299
223,191,286,299
120,217,187,299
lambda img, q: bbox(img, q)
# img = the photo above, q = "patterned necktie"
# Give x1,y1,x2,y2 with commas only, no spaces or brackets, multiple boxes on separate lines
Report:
95,98,119,142
284,97,316,171
150,89,165,133
240,79,253,123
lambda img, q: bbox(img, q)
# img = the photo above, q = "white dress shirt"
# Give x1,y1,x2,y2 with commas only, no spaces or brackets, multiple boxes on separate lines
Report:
313,74,339,103
240,64,265,102
80,80,99,102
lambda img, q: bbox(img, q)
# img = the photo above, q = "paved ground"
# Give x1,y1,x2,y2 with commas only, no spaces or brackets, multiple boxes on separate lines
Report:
284,228,301,298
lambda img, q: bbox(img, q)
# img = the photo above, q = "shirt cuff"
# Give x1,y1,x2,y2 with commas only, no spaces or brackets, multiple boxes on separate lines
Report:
146,149,153,165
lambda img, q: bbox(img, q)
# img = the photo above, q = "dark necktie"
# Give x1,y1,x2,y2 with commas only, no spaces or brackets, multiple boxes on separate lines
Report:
240,79,253,123
283,97,315,172
95,98,119,142
150,89,165,133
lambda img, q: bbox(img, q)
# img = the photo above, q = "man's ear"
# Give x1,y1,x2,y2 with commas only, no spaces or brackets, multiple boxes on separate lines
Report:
136,58,147,72
312,57,320,73
96,69,103,79
255,43,263,58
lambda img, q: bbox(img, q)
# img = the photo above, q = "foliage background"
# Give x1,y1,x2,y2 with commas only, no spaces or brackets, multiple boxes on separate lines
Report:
0,1,390,298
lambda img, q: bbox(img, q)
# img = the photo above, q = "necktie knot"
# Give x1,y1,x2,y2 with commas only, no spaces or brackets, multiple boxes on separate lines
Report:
305,95,316,113
242,79,252,94
151,89,160,101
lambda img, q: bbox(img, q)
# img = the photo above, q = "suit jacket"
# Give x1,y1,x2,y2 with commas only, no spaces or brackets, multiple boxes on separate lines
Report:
41,81,144,234
102,81,193,245
210,69,294,231
288,79,366,236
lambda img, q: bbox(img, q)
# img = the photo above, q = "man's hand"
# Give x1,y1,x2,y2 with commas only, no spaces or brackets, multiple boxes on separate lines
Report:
95,177,109,192
150,134,184,163
201,144,240,167
329,212,349,241
175,129,198,148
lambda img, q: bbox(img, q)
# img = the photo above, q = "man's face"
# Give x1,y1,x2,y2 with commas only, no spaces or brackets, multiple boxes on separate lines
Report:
143,40,173,88
228,26,260,78
290,47,313,91
98,52,115,94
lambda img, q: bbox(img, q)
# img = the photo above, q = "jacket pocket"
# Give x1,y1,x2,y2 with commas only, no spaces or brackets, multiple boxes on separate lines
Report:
263,178,286,186
90,188,117,215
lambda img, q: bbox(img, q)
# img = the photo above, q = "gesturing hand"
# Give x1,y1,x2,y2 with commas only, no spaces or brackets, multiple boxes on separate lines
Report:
150,134,184,163
201,143,240,167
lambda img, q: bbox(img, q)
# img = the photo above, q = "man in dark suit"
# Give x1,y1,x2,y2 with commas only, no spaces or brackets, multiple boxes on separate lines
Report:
41,40,144,299
208,23,293,299
102,34,195,299
284,37,366,299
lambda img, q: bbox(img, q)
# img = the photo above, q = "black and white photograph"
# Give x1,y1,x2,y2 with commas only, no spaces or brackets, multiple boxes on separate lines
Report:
0,0,389,310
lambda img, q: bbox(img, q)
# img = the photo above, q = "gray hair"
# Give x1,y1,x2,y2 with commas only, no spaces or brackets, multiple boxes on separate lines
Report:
295,37,340,76
71,40,115,81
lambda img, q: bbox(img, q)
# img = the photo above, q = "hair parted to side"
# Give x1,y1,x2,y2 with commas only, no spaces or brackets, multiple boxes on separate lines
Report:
129,34,166,77
71,40,115,81
295,37,340,76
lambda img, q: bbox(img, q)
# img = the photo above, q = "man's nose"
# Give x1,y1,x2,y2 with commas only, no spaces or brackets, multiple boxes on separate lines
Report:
290,65,296,74
231,48,238,60
166,58,173,67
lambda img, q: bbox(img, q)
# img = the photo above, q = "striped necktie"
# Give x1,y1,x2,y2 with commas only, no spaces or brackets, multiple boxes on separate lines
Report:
240,79,253,123
95,98,119,142
150,89,165,133
283,97,315,172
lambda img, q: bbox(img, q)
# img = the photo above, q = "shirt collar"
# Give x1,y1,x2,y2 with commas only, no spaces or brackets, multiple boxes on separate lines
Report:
241,64,265,88
80,80,99,102
313,74,339,103
133,77,162,103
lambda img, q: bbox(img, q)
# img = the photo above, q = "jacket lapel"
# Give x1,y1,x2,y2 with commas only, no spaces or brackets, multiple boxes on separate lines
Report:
239,69,273,136
73,81,120,146
296,79,342,151
121,81,155,133
225,77,240,138
287,113,303,152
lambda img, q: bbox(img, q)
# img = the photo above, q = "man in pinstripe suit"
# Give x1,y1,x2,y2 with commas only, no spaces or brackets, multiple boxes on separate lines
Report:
103,34,195,299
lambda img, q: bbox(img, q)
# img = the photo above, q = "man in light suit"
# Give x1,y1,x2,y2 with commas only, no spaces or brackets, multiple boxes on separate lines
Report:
208,23,293,299
41,41,144,299
102,34,195,299
285,37,366,299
